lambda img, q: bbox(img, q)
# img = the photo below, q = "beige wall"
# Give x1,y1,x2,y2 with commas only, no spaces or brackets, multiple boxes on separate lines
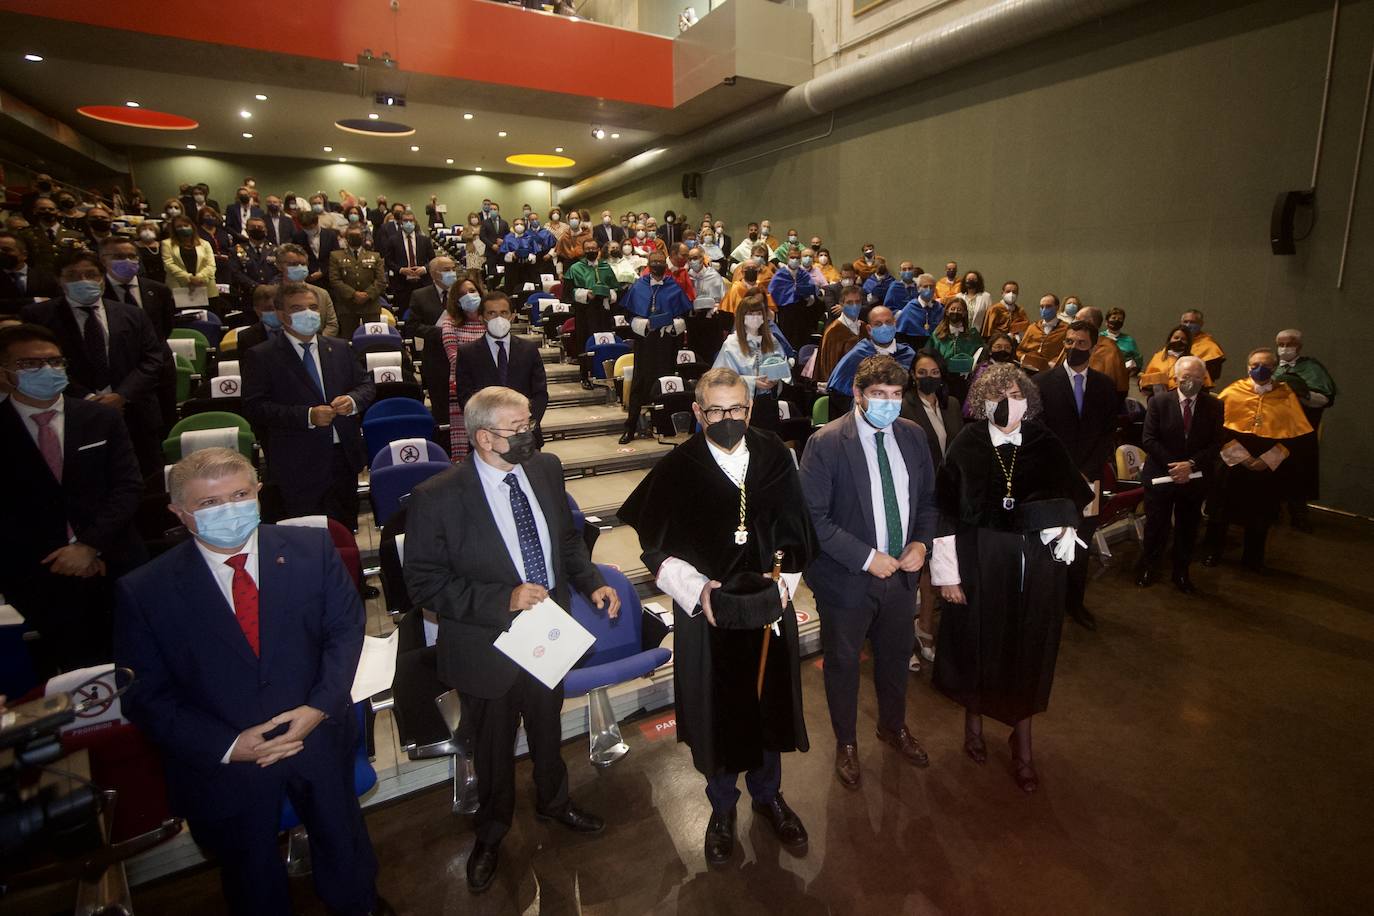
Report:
128,147,557,222
579,0,1374,515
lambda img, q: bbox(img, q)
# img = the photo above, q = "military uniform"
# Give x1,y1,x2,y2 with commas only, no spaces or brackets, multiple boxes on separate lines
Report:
232,241,280,296
20,224,87,274
328,245,386,337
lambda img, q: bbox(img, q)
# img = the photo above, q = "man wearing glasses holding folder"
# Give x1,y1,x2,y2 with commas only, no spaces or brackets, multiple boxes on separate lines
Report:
404,386,619,894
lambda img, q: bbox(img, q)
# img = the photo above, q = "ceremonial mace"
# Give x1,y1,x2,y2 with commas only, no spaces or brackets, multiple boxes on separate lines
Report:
757,550,784,698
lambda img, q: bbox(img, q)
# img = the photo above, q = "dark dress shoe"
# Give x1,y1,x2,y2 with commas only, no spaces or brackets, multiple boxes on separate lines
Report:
963,732,987,765
875,725,929,767
1008,736,1039,794
1068,606,1097,631
617,431,636,445
1135,567,1155,588
751,794,808,849
1201,553,1221,567
835,743,861,788
535,802,604,833
704,807,736,864
362,584,381,600
1171,574,1197,595
466,840,499,893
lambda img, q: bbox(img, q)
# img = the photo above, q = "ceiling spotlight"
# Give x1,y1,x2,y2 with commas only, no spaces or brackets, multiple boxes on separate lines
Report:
537,172,545,177
591,127,606,140
186,144,197,150
368,112,379,120
125,101,140,108
255,93,268,101
24,53,43,62
239,110,252,118
242,132,254,138
323,146,333,152
611,132,620,139
338,157,347,162
463,112,474,120
446,158,454,164
410,145,420,152
497,131,507,138
475,167,483,172
554,146,564,153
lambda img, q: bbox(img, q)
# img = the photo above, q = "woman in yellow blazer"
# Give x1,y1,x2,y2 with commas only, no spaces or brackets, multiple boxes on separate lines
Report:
161,214,219,306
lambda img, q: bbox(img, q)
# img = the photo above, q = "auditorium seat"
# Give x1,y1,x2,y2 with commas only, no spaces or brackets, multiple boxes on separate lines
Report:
369,460,449,527
362,398,435,463
162,411,255,463
280,702,377,877
371,437,450,468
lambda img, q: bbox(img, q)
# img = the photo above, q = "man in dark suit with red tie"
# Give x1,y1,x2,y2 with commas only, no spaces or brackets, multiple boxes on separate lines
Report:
0,324,145,675
242,282,375,527
455,291,549,446
1137,355,1224,592
379,209,435,316
1034,319,1120,630
114,447,391,916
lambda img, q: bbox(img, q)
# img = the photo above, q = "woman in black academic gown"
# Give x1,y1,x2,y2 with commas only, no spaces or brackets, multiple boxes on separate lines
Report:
929,362,1092,792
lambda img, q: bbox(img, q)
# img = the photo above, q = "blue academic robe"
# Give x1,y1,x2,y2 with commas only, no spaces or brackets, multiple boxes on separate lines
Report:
621,274,692,331
768,266,816,308
895,293,944,336
499,230,540,258
825,339,916,394
863,274,894,304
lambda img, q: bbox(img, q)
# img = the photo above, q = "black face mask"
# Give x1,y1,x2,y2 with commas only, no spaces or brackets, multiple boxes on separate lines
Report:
990,397,1011,427
705,417,747,450
37,212,58,225
1106,319,1123,332
649,264,666,278
0,253,18,271
743,270,759,284
946,269,957,280
1066,347,1091,368
1167,342,1186,355
247,229,266,241
990,350,1014,363
36,181,52,193
917,376,941,395
497,430,538,465
58,199,76,210
88,219,111,232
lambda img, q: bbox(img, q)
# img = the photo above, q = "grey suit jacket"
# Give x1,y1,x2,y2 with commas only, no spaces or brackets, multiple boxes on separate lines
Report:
798,411,939,607
403,452,606,698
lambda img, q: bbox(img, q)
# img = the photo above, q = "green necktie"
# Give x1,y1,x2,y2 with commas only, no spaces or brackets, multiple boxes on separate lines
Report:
875,431,903,555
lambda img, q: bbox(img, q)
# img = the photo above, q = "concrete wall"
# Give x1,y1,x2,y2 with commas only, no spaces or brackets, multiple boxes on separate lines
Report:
127,147,557,221
576,0,1374,515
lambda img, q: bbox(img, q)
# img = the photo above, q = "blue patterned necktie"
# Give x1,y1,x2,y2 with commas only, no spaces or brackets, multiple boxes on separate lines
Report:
505,473,548,586
1073,371,1084,416
300,341,326,400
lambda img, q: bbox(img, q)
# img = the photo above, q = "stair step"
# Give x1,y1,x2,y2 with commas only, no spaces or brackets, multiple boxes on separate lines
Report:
545,433,676,479
547,382,609,407
541,404,627,440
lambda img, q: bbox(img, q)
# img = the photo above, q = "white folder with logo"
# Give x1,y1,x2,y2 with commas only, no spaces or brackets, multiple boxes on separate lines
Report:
493,597,595,689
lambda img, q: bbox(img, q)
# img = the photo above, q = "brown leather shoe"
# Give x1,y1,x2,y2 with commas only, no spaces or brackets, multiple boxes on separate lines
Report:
835,743,861,789
875,725,930,768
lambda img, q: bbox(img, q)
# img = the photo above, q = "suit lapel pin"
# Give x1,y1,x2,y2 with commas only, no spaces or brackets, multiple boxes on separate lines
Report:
276,556,286,565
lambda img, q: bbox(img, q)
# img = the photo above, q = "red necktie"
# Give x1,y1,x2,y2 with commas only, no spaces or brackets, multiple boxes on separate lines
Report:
224,554,260,656
406,234,415,268
1182,397,1193,437
32,410,62,481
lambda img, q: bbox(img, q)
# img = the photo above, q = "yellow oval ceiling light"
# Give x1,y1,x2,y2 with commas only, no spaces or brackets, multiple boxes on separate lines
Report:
505,153,575,169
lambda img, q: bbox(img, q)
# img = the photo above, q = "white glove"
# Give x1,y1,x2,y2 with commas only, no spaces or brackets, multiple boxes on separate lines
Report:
526,253,536,263
608,289,617,304
1040,526,1087,565
574,288,590,304
672,317,687,335
504,252,515,263
631,317,649,337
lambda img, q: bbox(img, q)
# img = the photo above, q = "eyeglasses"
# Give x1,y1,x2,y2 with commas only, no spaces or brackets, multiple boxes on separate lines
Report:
10,357,67,370
702,405,748,422
487,422,537,437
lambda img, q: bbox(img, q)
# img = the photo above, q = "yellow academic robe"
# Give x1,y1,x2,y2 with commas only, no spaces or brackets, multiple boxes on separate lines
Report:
935,276,963,303
1017,321,1067,372
1139,350,1214,391
1217,380,1313,440
719,279,776,315
852,256,881,283
1190,332,1225,362
817,262,841,284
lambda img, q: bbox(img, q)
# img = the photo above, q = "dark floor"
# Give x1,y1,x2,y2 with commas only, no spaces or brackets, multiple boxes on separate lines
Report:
129,514,1374,915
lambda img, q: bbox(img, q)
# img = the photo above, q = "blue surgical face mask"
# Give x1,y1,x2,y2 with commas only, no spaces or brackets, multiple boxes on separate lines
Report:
1041,307,1058,321
1249,364,1274,383
401,221,416,234
870,324,896,345
1185,321,1202,336
801,256,812,268
285,264,309,282
843,304,861,320
289,308,322,336
917,286,933,301
1064,303,1080,317
459,292,481,313
108,258,140,282
64,280,104,306
863,396,901,428
16,365,69,400
260,310,282,329
439,270,458,288
192,499,260,549
901,270,915,283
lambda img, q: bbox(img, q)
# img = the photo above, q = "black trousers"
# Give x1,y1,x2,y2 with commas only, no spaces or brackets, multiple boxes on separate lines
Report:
704,750,780,814
278,444,360,530
818,574,916,745
336,306,380,340
1066,506,1099,615
188,738,378,916
1139,484,1204,576
468,668,570,845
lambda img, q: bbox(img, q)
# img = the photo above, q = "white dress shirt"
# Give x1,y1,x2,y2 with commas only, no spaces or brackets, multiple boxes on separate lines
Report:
655,437,750,616
473,451,555,587
485,332,512,366
287,334,352,441
194,529,259,764
853,407,910,569
13,394,65,454
1063,359,1088,388
918,394,948,456
107,273,142,307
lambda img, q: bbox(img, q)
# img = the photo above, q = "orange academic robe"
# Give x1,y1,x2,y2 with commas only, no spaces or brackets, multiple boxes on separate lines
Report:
1017,321,1067,372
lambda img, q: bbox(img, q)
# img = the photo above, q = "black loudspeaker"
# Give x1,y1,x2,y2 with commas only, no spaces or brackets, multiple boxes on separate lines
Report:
1270,188,1314,255
681,172,702,199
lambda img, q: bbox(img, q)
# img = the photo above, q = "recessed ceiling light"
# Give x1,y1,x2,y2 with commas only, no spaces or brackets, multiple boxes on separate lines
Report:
537,172,545,177
242,132,254,138
463,113,474,120
410,145,420,152
368,113,379,120
611,132,621,139
125,101,140,108
186,144,197,149
446,158,454,164
239,110,252,119
497,131,507,138
554,147,564,152
255,93,268,101
591,128,605,140
23,53,43,62
475,167,483,172
323,146,333,152
338,157,347,162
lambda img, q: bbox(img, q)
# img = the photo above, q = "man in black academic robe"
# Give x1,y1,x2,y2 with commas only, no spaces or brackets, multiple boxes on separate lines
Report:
619,367,817,865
